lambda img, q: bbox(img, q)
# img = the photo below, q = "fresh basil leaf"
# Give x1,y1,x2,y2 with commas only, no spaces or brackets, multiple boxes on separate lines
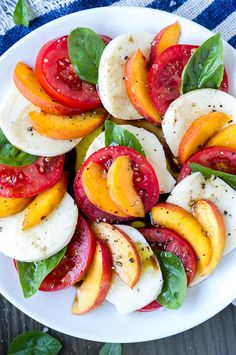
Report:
7,330,62,355
181,33,224,94
0,129,38,166
156,251,187,310
17,247,66,298
13,0,30,27
190,162,236,190
99,343,122,355
105,121,146,157
68,27,106,84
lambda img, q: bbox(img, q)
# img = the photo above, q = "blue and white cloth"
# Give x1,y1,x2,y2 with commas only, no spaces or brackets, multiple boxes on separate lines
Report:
0,0,235,56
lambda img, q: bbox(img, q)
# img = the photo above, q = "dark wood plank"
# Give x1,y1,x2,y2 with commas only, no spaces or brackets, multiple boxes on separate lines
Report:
1,294,236,355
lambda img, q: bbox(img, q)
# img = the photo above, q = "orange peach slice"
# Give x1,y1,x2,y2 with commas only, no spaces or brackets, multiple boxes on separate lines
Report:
192,199,225,277
107,155,145,217
13,62,81,116
22,173,67,230
150,22,181,62
151,202,212,274
81,162,129,217
92,222,141,288
72,240,112,315
0,196,32,218
28,108,107,140
178,112,230,165
125,49,161,125
206,124,236,150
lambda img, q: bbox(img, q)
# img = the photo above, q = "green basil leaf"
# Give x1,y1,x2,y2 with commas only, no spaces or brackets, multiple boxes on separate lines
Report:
13,0,30,27
99,343,122,355
7,330,62,355
68,27,106,85
0,129,38,166
181,33,224,94
156,251,187,310
105,121,146,157
17,247,66,298
189,162,236,190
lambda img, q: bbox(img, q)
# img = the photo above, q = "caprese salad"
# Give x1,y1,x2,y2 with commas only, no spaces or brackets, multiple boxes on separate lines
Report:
0,21,235,316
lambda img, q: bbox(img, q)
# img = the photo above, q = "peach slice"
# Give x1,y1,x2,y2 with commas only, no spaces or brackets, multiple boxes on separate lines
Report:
178,112,230,165
125,49,161,125
192,199,225,277
92,222,141,288
0,196,32,218
81,162,129,217
22,173,67,230
206,124,236,150
151,202,212,275
72,239,112,315
107,155,145,217
150,22,181,62
28,108,107,140
13,62,81,116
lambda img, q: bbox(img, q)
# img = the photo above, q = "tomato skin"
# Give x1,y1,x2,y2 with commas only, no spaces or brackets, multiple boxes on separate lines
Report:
74,146,160,223
148,44,229,116
0,156,64,198
35,35,101,111
40,215,96,291
139,227,197,284
138,300,162,312
178,146,236,182
99,35,112,45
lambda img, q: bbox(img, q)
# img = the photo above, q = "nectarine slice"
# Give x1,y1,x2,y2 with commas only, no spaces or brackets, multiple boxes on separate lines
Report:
0,196,32,218
151,202,212,274
13,62,81,116
107,155,145,217
192,199,225,277
81,162,129,217
92,222,141,288
22,173,67,230
28,108,107,140
150,21,181,62
72,240,112,315
125,49,161,125
178,112,231,165
206,124,236,150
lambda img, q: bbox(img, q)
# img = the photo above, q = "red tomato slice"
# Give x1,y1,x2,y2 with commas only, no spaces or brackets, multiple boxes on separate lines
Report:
99,35,112,45
138,300,162,312
178,146,236,182
139,227,197,285
0,156,64,198
74,146,160,223
148,44,229,116
35,35,101,111
40,215,96,291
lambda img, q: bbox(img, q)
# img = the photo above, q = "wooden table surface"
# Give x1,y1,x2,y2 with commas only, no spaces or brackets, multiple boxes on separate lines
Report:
1,295,236,355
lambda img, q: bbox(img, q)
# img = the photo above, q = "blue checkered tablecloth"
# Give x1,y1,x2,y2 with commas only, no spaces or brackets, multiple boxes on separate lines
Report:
0,0,235,55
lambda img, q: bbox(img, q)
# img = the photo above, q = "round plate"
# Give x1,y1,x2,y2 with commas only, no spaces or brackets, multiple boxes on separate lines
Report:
0,6,236,343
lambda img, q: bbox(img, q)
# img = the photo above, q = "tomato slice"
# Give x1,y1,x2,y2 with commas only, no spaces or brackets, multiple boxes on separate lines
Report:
99,35,112,45
35,35,101,111
74,146,160,223
40,215,96,291
138,300,162,313
178,146,236,182
148,44,229,116
139,227,197,284
0,156,64,198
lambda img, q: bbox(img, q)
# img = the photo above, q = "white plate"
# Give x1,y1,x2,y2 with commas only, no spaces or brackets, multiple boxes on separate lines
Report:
0,6,236,343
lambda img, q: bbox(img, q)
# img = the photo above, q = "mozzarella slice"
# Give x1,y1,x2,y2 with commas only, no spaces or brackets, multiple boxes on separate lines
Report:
85,125,175,193
98,32,154,120
162,89,236,156
106,224,163,315
0,193,78,262
0,88,81,156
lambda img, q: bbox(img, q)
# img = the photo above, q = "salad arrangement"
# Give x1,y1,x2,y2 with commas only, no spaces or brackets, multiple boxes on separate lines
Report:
0,20,236,316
